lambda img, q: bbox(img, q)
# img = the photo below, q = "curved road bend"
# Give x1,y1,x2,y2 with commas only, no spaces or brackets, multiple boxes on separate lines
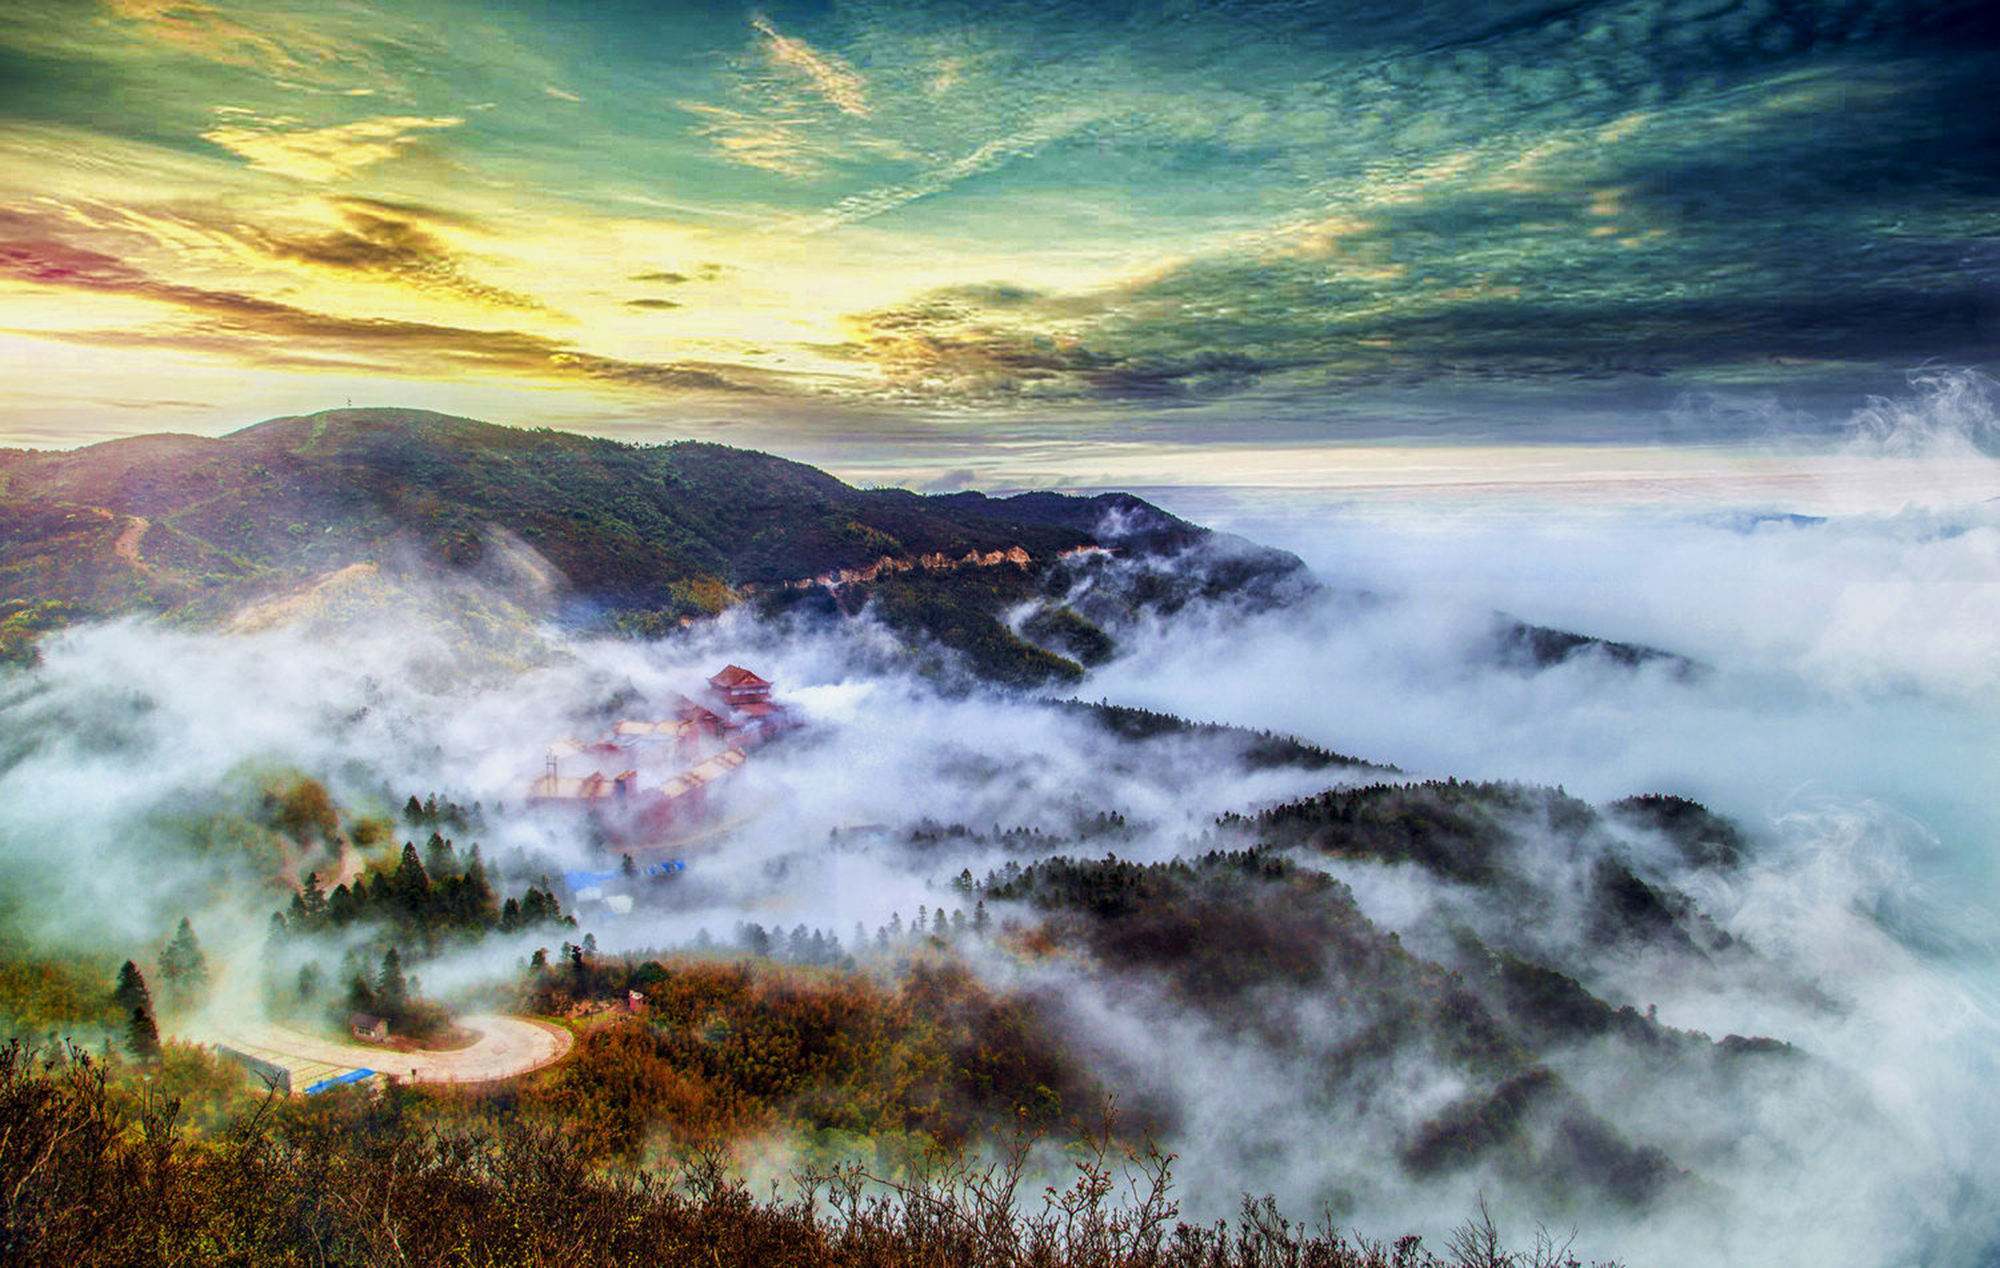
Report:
220,1013,572,1088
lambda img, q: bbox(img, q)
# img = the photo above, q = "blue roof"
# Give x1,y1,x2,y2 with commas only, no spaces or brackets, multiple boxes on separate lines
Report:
303,1068,377,1095
563,869,619,889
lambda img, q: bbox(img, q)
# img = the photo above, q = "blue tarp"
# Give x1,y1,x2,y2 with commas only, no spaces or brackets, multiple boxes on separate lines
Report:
563,869,619,890
303,1068,377,1096
645,859,687,877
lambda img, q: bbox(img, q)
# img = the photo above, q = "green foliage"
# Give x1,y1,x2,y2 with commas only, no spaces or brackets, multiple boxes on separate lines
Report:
277,841,533,948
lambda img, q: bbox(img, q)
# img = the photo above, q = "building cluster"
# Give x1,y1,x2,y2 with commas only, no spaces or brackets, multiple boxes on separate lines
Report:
526,665,794,846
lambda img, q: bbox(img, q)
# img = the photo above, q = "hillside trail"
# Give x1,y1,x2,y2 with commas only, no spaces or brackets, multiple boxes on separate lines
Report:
82,505,153,572
113,515,150,567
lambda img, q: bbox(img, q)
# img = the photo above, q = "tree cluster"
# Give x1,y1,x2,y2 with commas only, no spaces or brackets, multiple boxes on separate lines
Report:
271,837,569,946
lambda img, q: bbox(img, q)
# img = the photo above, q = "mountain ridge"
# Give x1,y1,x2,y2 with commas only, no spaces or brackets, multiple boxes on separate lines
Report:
0,407,1294,678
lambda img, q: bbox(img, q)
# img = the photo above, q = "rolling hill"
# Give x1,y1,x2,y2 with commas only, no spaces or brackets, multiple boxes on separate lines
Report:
0,407,1298,679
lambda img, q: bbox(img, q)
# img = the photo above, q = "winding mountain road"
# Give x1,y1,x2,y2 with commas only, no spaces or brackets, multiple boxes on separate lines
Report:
217,1013,572,1090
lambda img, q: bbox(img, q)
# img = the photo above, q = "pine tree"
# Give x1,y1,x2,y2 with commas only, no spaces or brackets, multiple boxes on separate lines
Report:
126,1004,161,1061
160,918,208,993
376,947,408,1015
113,960,152,1018
462,845,497,925
424,831,455,879
403,794,424,823
394,843,432,916
327,883,357,925
347,972,377,1015
972,900,991,935
296,961,321,1001
299,872,327,921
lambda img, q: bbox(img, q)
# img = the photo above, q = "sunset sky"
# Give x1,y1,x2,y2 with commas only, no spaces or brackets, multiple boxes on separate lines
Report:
0,0,1994,483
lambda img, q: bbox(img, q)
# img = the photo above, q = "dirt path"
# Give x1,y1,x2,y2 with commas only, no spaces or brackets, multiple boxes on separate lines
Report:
217,1013,572,1090
112,514,150,566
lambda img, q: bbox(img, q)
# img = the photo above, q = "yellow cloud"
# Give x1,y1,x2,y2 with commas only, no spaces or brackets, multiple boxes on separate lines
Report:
104,0,354,77
677,101,818,176
751,14,869,117
200,114,463,182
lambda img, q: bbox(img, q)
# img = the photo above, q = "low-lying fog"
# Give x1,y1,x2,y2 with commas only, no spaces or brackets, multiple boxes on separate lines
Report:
2,372,1997,1266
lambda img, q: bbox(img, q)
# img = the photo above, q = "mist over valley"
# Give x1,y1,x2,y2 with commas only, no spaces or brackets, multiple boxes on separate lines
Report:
3,375,1997,1265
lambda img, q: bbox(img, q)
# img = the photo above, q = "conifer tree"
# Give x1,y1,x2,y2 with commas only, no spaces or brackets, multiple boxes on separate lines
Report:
160,918,208,993
973,900,991,935
300,872,327,921
126,1004,161,1061
376,947,408,1015
327,883,357,925
347,972,377,1015
394,842,432,915
113,960,152,1018
424,831,454,879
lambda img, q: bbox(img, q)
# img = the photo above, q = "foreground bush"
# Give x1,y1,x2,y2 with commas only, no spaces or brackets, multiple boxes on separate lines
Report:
0,1042,1612,1267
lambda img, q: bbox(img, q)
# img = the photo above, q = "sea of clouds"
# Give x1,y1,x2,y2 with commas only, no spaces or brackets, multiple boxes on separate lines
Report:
2,371,1997,1265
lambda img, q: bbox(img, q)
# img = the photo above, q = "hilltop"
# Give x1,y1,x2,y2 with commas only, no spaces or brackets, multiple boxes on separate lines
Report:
0,408,1299,680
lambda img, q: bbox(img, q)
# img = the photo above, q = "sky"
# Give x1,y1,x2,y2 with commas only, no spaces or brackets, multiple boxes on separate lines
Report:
0,0,1995,479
